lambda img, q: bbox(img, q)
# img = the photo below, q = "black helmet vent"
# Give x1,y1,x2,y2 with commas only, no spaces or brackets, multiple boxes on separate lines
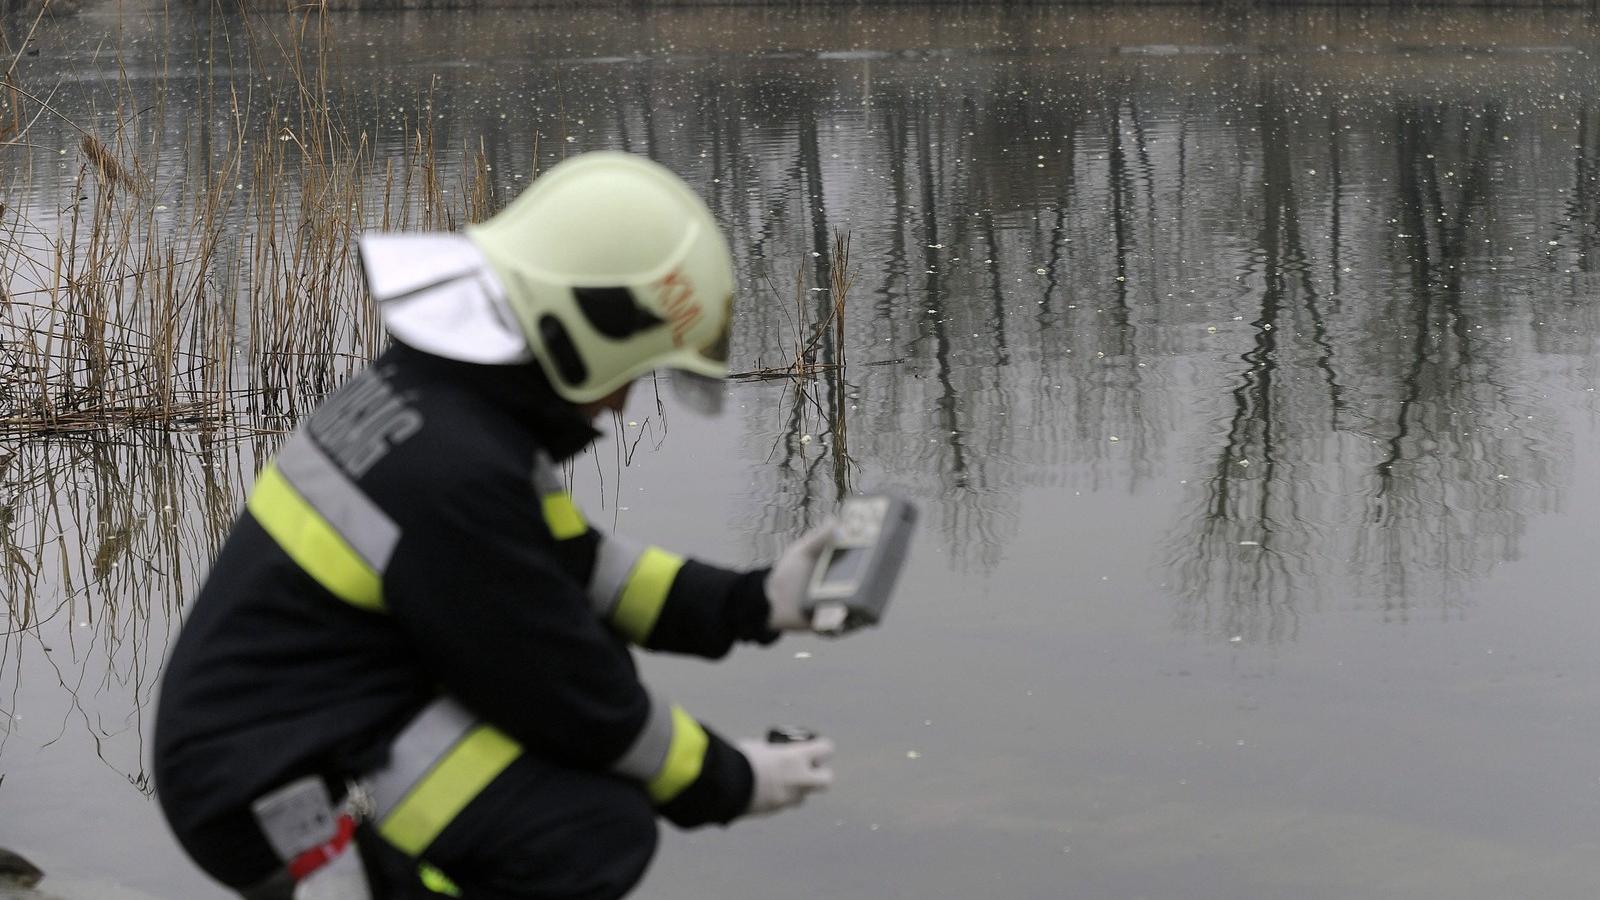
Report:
574,286,665,340
539,315,589,387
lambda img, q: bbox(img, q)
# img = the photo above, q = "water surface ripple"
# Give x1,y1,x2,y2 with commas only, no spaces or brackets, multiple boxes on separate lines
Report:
3,6,1599,899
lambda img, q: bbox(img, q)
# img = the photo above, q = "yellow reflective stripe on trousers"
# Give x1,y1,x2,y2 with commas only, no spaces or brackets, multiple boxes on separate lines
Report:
646,706,708,804
247,463,384,611
378,724,523,856
417,863,462,897
611,547,685,643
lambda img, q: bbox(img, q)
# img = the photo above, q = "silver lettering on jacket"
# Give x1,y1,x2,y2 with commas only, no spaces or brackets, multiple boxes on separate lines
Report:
310,368,425,477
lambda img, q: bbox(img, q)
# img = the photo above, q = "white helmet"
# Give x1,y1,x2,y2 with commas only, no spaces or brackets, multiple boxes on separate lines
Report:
366,151,735,413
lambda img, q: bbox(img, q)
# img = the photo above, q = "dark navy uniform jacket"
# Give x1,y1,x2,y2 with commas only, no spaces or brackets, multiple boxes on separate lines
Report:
154,341,774,871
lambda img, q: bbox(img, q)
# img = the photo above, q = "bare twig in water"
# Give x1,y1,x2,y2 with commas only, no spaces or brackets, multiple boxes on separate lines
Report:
729,229,854,383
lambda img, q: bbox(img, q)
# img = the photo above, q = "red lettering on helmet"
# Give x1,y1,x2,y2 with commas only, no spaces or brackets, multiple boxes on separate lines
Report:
655,269,704,346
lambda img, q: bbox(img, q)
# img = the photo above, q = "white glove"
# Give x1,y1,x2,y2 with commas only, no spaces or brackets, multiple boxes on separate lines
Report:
764,522,837,631
737,737,835,816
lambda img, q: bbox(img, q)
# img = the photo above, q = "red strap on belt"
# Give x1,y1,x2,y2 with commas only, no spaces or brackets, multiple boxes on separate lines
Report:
287,813,357,881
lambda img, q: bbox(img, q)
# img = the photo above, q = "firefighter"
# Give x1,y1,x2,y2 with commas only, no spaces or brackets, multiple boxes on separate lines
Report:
154,151,841,899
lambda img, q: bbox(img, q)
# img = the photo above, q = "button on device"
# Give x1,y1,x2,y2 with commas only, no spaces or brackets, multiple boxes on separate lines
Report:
766,727,818,744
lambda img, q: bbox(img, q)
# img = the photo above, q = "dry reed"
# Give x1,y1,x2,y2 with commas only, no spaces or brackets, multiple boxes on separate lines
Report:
733,230,858,494
730,228,854,382
2,0,51,144
0,5,497,436
79,134,142,194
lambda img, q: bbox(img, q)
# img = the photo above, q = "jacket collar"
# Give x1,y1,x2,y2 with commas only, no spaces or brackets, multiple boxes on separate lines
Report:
382,340,600,462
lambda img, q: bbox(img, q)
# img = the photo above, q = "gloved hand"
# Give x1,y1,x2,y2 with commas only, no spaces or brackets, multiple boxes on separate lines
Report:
764,522,837,631
737,737,835,816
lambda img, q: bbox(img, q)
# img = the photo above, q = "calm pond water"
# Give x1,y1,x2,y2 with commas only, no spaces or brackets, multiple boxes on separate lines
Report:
4,4,1600,898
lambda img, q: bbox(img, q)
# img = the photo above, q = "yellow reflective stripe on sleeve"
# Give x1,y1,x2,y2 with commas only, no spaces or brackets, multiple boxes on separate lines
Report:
610,546,685,643
646,706,708,804
378,725,522,856
541,492,587,540
247,463,384,612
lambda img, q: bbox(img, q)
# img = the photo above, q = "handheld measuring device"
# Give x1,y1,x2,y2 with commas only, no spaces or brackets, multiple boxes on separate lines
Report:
805,494,919,634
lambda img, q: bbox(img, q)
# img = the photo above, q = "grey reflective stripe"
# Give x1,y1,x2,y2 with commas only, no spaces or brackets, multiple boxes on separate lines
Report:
366,697,477,820
531,451,563,496
589,534,646,618
276,432,400,572
611,693,674,783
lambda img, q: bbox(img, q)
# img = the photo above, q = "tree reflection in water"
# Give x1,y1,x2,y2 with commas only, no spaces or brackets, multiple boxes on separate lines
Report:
6,16,1600,896
0,435,249,791
1167,91,1571,641
5,11,1598,718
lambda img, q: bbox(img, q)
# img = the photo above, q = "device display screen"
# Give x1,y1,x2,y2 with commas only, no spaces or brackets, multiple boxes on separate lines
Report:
819,546,867,586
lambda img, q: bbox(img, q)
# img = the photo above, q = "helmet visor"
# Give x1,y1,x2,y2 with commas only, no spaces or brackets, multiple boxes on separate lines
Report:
695,294,732,366
671,369,726,416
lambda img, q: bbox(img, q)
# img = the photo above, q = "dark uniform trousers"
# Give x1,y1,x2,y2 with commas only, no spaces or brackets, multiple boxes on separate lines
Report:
212,754,658,900
376,756,657,900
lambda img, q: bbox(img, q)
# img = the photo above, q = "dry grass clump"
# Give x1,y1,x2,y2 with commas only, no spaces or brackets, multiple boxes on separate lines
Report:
1,128,224,435
3,112,250,435
0,5,494,436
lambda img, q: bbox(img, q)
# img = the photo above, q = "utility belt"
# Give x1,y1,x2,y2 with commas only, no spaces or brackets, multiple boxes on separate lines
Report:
248,697,503,900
